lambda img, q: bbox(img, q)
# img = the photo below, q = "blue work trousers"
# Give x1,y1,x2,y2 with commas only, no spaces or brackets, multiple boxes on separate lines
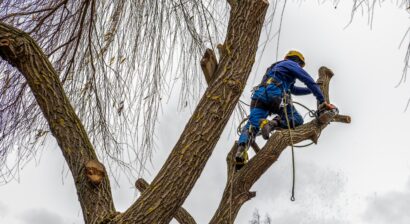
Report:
238,103,304,145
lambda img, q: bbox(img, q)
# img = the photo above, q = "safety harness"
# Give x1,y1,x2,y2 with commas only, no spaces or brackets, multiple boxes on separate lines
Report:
251,75,283,114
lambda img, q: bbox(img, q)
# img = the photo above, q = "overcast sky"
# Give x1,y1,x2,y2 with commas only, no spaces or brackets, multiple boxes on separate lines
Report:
0,1,409,224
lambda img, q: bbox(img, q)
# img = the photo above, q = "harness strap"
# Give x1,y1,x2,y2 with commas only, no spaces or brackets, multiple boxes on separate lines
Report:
259,77,282,88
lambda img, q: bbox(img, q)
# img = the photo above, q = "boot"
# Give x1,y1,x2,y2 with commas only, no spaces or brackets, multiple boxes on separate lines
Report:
260,118,279,140
235,144,248,171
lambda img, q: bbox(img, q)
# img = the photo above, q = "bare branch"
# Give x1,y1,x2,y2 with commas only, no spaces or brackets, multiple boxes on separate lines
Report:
0,0,229,181
250,141,261,153
0,22,116,224
200,48,218,85
333,114,352,123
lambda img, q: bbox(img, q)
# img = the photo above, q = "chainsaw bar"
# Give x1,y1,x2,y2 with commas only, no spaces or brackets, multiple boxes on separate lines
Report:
317,108,339,124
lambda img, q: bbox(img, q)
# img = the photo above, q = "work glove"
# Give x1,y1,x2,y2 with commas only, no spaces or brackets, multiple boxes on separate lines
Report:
319,102,337,111
317,102,339,124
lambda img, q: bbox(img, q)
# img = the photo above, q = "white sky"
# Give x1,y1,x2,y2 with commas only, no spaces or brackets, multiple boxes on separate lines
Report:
0,1,409,224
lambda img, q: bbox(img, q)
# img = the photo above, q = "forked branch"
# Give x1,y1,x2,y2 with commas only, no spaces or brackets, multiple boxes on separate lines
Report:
210,66,351,223
135,178,197,224
112,1,270,223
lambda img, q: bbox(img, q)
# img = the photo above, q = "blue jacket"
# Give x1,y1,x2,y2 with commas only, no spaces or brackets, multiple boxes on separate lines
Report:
252,59,325,104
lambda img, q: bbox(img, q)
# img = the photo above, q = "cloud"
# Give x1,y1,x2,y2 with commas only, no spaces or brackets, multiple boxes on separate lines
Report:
19,208,66,224
271,211,348,224
239,161,350,224
362,180,410,224
0,201,8,217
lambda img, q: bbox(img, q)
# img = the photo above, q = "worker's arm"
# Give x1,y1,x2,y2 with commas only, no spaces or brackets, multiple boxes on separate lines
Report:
287,61,325,103
290,85,311,95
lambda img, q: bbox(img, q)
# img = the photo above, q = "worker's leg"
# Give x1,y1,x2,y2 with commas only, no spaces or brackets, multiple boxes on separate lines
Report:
238,107,269,145
257,96,282,140
278,104,304,128
236,106,269,170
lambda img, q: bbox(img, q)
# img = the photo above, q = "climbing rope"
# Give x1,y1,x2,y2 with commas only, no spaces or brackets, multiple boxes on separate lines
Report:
288,100,320,148
236,116,249,135
283,93,297,201
292,101,317,119
239,99,251,107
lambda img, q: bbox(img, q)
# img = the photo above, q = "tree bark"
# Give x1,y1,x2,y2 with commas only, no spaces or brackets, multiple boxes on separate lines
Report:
200,49,218,85
209,67,351,223
135,178,197,224
113,1,269,223
0,22,116,224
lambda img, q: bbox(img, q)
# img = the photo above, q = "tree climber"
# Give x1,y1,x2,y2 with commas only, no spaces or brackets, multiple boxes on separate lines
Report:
235,50,336,170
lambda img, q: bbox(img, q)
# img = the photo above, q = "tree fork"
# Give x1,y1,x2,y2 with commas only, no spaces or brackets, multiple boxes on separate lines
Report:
135,178,197,224
113,1,270,223
0,22,116,224
209,67,351,223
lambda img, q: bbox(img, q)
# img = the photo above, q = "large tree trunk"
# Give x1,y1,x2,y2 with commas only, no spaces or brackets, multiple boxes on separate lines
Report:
0,22,116,224
113,1,269,223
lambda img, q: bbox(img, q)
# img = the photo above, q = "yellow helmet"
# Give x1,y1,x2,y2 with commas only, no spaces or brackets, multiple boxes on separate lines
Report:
285,50,305,66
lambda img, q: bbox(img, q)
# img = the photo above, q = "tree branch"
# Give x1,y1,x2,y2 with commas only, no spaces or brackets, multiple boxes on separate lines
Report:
113,1,270,223
333,114,351,123
135,178,197,224
0,22,116,224
227,0,236,8
201,48,218,85
209,66,351,223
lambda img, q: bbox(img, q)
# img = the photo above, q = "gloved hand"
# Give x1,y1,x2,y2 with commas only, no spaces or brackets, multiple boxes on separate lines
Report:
319,102,337,111
317,102,338,124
